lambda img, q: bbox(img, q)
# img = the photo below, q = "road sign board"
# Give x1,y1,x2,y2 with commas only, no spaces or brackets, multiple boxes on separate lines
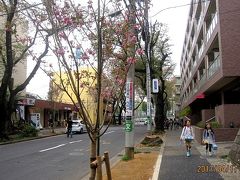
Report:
125,120,133,132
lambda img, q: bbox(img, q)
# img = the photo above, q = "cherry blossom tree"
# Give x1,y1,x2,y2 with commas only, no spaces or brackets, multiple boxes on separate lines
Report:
40,0,145,178
0,1,53,139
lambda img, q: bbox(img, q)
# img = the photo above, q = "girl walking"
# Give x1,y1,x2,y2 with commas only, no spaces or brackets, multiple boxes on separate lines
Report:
180,120,194,157
202,123,215,156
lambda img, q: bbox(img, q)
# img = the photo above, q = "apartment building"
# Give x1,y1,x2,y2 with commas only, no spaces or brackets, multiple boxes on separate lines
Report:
174,76,181,117
180,0,240,127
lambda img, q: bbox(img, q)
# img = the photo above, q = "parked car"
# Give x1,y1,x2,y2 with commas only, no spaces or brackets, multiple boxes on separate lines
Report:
66,120,86,134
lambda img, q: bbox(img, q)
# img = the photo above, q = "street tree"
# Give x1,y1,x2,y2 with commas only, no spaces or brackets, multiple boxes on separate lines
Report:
48,80,64,133
0,1,52,139
40,0,144,178
136,22,175,131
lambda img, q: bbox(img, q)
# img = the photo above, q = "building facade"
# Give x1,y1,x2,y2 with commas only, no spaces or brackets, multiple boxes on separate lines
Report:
180,0,240,127
51,67,109,124
174,76,181,117
28,99,76,128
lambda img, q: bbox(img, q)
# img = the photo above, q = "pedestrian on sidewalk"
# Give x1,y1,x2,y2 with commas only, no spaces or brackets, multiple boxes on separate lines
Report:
202,122,215,156
180,120,195,157
67,118,73,138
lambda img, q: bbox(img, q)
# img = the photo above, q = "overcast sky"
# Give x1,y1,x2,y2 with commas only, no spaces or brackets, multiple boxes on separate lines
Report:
26,0,191,99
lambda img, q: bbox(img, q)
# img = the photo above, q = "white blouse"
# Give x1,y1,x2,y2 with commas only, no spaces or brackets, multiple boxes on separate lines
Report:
180,126,194,140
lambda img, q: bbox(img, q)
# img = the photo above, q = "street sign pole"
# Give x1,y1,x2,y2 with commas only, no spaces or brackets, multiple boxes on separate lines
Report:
125,0,136,160
144,0,152,133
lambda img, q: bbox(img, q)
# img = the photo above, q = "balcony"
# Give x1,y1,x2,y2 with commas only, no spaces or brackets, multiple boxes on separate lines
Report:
198,43,204,59
181,55,221,105
206,12,218,43
193,60,197,69
197,14,203,31
208,55,220,78
199,72,207,89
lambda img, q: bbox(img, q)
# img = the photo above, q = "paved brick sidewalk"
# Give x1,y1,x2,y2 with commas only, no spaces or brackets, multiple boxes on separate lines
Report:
196,141,239,180
158,129,238,180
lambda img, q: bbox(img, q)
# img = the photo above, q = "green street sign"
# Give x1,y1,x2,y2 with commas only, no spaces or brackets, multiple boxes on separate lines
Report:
125,120,133,132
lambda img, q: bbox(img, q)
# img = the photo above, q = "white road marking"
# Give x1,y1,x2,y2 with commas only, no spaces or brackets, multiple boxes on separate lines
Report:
69,140,82,144
39,144,66,152
104,131,115,135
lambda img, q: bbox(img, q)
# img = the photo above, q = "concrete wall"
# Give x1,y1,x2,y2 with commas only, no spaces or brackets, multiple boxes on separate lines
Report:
215,104,240,128
201,109,215,122
194,126,239,143
224,104,240,128
215,105,224,126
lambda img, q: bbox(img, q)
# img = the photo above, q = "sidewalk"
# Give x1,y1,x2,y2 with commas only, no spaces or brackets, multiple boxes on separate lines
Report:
38,127,66,137
157,129,239,180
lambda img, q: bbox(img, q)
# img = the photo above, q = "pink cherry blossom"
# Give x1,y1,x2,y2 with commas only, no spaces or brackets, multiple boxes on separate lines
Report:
56,48,65,56
137,48,144,55
127,57,137,64
134,24,141,30
81,52,90,60
63,17,72,25
58,32,67,39
87,49,95,55
129,35,137,44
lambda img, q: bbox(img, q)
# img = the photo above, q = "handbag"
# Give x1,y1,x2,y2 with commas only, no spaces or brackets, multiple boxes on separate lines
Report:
213,143,218,150
185,135,194,140
202,139,209,144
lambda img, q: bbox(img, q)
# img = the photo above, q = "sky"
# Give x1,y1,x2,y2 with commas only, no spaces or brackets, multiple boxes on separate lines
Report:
26,0,191,99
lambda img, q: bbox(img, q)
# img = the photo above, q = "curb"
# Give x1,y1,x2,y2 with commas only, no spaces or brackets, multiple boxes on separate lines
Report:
81,134,149,180
151,133,166,180
81,149,125,180
0,131,65,145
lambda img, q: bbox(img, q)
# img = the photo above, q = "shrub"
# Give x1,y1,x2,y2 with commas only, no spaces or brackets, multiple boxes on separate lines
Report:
210,121,222,128
179,106,192,118
20,124,38,137
196,120,222,128
196,121,205,128
121,155,130,161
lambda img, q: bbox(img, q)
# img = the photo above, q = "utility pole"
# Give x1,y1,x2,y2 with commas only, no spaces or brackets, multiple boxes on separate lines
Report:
144,0,152,133
125,0,136,159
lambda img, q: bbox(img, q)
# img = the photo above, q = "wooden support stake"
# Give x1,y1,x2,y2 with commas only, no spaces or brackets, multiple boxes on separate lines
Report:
90,160,98,169
104,152,112,180
96,156,102,180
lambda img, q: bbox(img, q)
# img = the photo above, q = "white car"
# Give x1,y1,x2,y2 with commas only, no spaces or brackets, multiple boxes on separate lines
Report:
70,120,86,134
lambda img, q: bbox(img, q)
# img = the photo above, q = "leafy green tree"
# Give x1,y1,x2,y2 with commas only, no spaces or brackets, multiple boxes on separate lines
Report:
136,22,175,131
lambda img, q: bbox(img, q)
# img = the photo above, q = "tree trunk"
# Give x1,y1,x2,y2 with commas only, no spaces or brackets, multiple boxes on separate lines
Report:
0,103,8,139
0,92,15,139
89,132,97,180
154,90,165,131
111,99,116,125
118,106,123,125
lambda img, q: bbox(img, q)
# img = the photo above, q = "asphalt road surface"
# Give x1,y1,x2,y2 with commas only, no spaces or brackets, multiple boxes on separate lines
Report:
0,125,147,180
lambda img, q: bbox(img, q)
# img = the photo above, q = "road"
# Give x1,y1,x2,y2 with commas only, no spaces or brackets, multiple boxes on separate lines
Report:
0,125,147,180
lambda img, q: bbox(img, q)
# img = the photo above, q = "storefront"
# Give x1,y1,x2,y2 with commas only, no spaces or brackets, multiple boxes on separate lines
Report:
19,99,76,128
